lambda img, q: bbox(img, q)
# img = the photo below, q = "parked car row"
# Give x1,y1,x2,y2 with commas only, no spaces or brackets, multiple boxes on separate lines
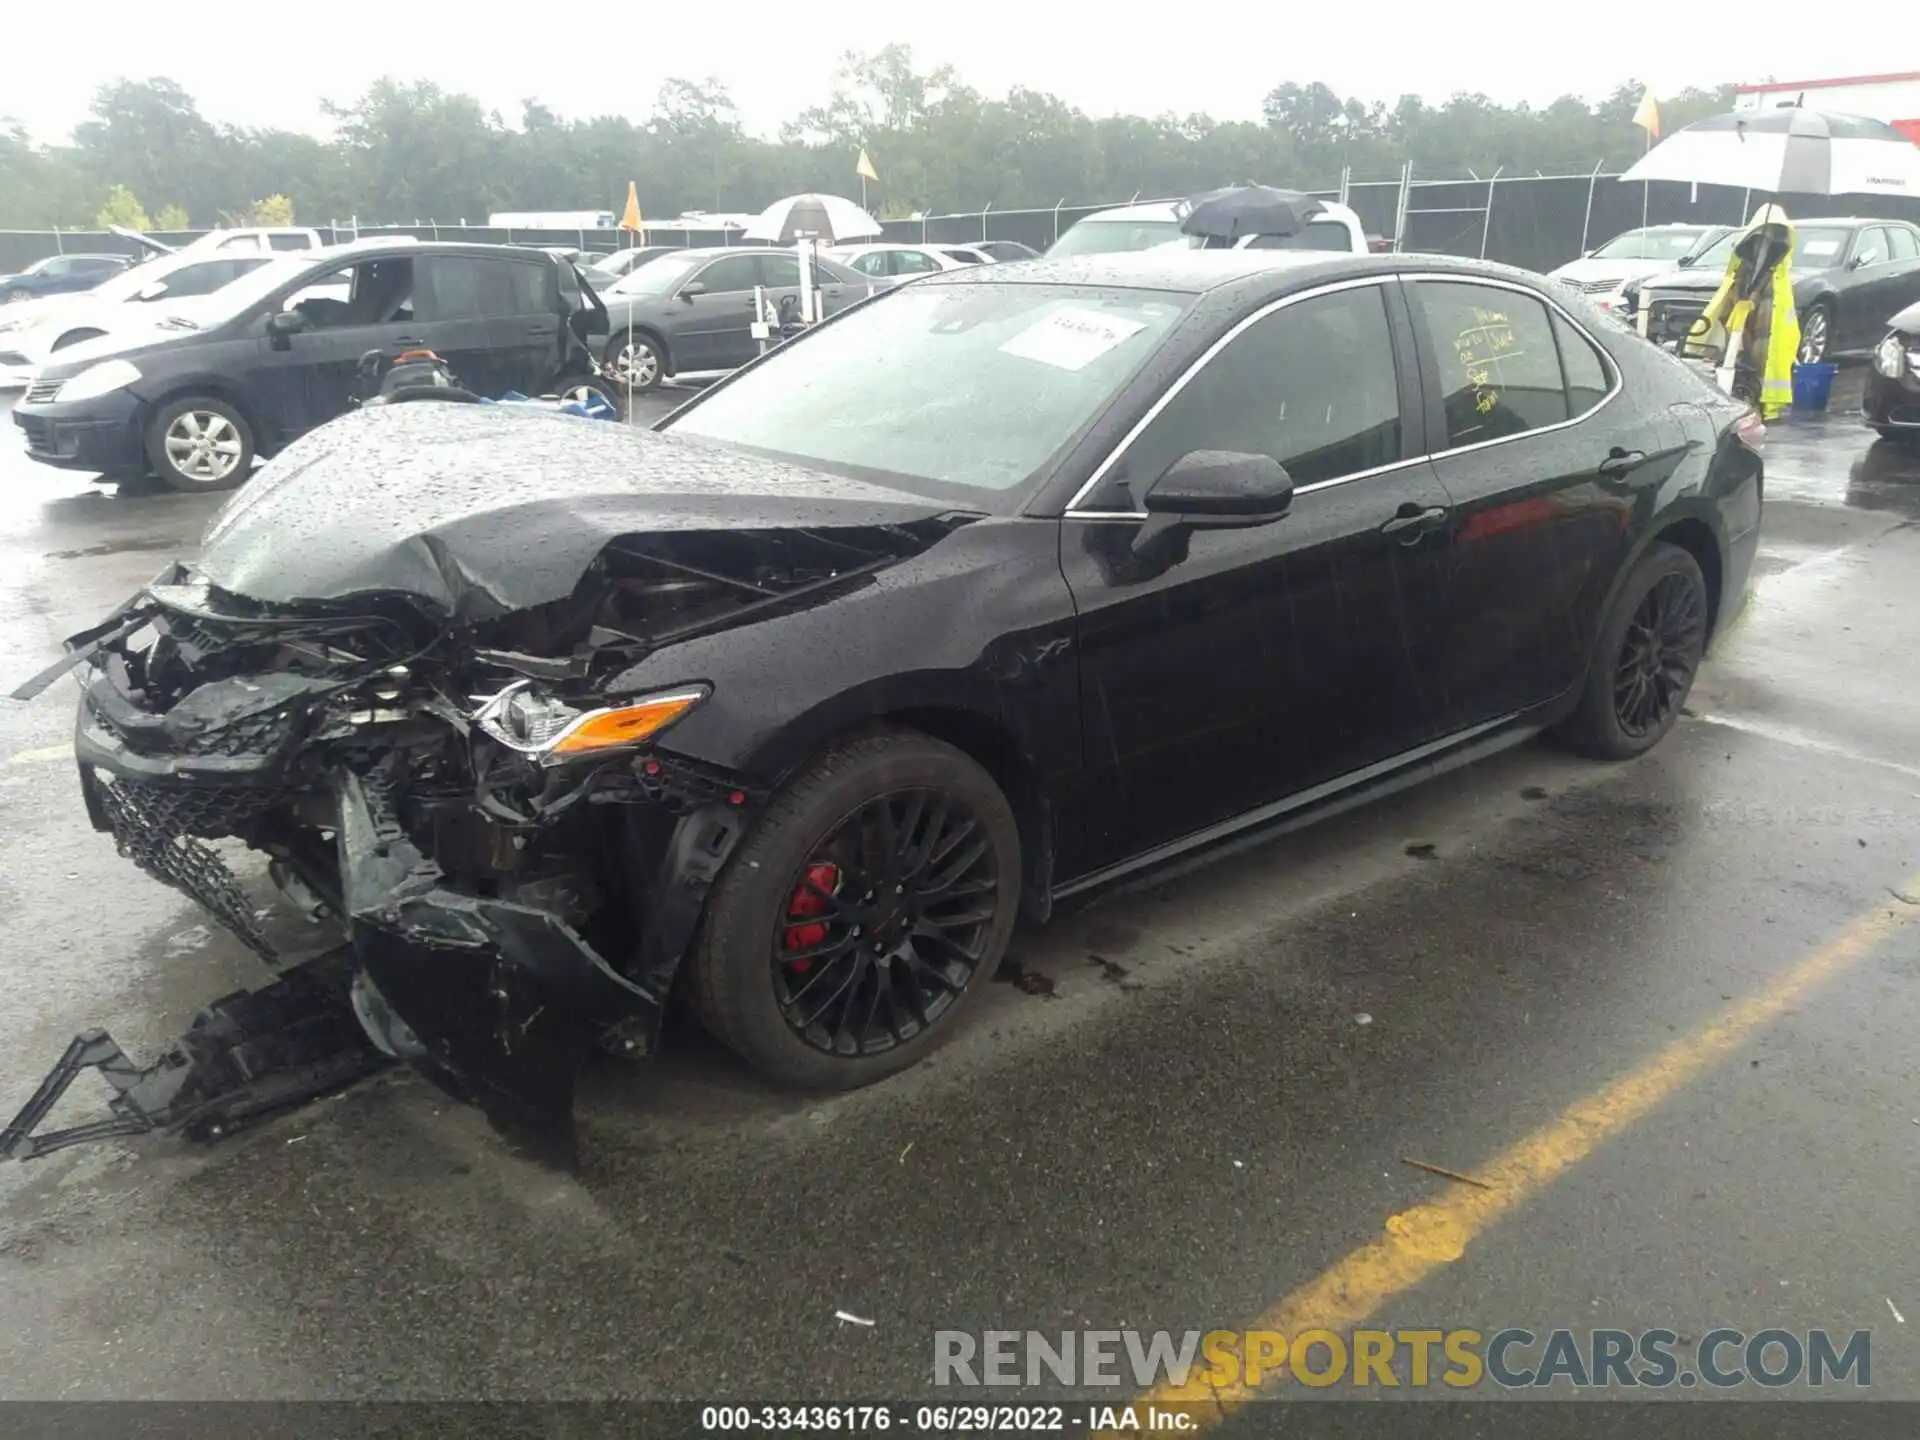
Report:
13,240,614,490
1633,216,1920,364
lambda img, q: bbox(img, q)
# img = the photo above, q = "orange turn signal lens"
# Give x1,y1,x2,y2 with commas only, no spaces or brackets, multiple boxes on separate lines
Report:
547,688,708,759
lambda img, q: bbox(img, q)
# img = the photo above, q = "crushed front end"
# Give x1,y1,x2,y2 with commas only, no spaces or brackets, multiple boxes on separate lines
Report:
3,543,810,1163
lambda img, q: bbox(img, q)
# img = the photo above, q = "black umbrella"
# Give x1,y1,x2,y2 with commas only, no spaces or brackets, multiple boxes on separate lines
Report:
1177,184,1326,242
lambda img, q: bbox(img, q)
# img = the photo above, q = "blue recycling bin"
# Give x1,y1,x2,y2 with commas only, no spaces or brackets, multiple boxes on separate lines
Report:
1791,361,1837,413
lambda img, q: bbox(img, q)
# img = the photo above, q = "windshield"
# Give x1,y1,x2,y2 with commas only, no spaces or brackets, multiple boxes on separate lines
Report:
182,256,332,322
1592,227,1713,261
610,253,706,296
1047,219,1185,257
665,282,1187,500
1687,226,1853,272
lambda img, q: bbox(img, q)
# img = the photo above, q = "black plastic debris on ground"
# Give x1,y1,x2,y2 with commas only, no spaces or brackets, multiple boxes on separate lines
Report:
994,958,1058,997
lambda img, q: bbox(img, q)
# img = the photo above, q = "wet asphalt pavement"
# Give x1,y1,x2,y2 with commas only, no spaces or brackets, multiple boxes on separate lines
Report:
2,377,1920,1408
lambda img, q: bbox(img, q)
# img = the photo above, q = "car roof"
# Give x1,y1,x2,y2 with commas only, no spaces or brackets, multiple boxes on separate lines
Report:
912,249,1537,299
1077,197,1362,224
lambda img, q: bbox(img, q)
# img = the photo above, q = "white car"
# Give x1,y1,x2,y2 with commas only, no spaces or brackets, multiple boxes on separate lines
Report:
0,251,286,387
1047,198,1370,257
1548,223,1732,307
825,243,994,280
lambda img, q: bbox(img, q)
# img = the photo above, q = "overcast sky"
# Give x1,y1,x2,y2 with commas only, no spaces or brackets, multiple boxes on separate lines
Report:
2,2,1880,143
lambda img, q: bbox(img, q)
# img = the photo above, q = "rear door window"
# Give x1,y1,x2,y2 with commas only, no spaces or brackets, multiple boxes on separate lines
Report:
1412,281,1570,447
758,254,801,288
1551,311,1614,416
413,256,552,319
1887,226,1919,261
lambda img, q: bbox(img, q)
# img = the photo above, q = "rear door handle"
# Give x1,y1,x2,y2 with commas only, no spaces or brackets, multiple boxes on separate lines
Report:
1380,505,1449,543
1598,447,1649,475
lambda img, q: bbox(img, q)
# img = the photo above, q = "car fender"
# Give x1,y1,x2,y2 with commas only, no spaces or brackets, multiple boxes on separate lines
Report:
1581,493,1731,665
130,369,274,450
1793,278,1838,312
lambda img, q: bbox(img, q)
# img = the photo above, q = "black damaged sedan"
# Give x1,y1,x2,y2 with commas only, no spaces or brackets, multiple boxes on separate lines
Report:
5,251,1764,1163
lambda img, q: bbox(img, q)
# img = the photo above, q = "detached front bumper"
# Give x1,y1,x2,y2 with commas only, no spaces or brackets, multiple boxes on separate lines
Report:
11,580,756,1164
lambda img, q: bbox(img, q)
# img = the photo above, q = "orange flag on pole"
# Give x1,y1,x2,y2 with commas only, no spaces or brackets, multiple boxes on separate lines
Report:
1632,89,1661,141
619,182,644,234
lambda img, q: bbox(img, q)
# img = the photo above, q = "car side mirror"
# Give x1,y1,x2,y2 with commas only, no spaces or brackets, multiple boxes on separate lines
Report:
679,281,706,300
268,309,306,335
1134,450,1294,553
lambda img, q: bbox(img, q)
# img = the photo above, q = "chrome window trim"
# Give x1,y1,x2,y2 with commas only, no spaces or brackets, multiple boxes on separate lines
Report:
1062,270,1623,519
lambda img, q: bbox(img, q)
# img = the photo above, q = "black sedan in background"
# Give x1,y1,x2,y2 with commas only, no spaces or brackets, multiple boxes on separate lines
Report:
1866,298,1920,442
20,249,1764,1160
0,252,132,304
596,247,879,391
1637,217,1920,362
12,241,610,491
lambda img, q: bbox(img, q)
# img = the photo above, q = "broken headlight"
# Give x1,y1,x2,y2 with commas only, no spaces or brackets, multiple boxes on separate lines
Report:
471,680,708,766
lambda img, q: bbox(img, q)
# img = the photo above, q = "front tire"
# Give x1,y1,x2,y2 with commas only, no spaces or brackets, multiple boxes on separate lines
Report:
1556,541,1709,760
144,395,255,493
603,331,663,393
691,731,1022,1091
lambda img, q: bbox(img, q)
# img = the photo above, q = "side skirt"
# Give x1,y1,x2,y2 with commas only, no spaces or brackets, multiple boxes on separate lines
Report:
1051,713,1542,905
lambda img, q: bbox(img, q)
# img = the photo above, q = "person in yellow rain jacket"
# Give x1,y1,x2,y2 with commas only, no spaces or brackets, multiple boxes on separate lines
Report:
1682,203,1800,419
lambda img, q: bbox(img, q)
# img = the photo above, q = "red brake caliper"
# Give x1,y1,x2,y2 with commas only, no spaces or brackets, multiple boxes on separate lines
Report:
783,863,842,971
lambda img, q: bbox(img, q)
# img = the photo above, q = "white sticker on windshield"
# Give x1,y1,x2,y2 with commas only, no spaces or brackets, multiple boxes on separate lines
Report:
999,308,1147,371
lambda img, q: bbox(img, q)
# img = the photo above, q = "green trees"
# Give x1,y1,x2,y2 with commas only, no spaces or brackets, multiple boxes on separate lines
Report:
0,61,1738,230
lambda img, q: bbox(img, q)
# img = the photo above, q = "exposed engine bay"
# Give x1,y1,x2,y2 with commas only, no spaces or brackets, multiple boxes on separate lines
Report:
3,509,957,1164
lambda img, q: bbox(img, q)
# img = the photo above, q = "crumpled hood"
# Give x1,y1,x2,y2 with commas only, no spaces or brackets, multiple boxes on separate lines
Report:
196,401,958,618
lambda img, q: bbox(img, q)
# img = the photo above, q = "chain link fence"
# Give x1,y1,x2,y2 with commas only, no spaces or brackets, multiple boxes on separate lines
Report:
7,170,1920,277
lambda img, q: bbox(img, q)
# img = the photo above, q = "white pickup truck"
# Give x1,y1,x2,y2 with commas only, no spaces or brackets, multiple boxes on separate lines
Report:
1047,199,1372,257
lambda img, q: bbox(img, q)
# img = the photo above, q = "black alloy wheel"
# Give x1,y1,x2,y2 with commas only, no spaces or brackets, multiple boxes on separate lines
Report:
1613,570,1706,739
772,789,1000,1058
1556,541,1709,760
689,730,1021,1090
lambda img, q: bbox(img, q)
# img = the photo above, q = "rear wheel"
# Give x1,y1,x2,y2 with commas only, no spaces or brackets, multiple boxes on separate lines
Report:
144,395,255,493
1556,542,1709,760
691,731,1021,1090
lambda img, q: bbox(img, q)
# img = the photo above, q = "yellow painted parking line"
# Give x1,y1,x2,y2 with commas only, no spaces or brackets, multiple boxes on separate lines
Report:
7,743,71,766
1144,875,1920,1421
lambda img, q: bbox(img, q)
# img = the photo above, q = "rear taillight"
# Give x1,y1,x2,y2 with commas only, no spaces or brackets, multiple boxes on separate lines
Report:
1734,410,1766,453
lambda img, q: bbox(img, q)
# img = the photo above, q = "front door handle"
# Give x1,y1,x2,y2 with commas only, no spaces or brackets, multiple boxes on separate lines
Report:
1598,447,1650,475
1380,504,1449,543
